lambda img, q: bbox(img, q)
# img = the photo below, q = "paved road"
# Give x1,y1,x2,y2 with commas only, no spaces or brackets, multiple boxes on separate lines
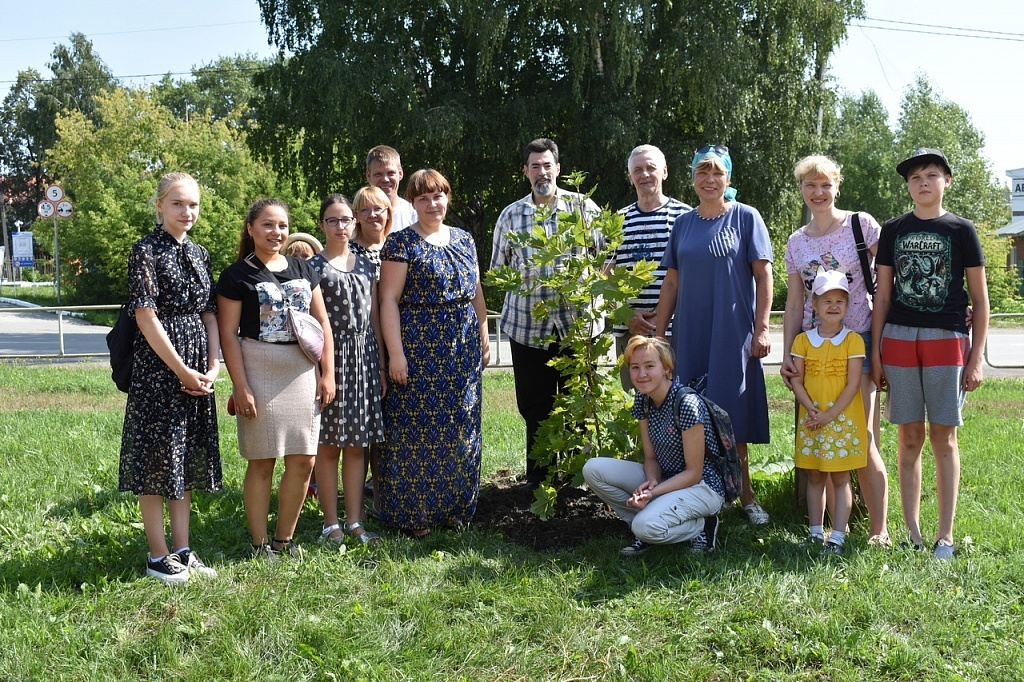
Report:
2,302,1022,377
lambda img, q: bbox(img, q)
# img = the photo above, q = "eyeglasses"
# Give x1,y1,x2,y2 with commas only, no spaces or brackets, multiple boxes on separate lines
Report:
358,206,389,216
696,144,729,156
322,216,356,228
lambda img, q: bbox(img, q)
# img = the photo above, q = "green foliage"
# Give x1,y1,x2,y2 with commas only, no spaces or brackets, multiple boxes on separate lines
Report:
0,33,116,227
251,0,863,267
486,172,652,518
152,54,269,126
824,76,1022,313
43,87,314,304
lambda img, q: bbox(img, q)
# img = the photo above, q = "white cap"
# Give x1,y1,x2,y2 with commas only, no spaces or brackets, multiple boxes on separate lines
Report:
812,268,849,296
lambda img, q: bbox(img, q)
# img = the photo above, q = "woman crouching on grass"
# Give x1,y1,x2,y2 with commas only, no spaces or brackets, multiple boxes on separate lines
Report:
582,336,725,557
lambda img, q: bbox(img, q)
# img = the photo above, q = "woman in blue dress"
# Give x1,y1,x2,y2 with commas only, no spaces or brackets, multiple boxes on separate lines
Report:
654,145,773,525
378,169,490,536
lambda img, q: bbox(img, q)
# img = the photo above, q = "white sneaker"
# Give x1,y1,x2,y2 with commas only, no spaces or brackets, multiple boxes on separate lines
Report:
146,553,189,584
173,548,218,579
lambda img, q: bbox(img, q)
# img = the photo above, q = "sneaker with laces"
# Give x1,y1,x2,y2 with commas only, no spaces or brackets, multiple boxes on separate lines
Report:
691,515,719,552
146,553,190,584
620,538,652,557
932,539,955,561
823,540,844,556
742,502,769,525
173,548,217,579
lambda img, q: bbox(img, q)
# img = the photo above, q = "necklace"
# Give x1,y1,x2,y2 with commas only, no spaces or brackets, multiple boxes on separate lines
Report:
809,212,843,237
818,326,843,339
696,203,730,220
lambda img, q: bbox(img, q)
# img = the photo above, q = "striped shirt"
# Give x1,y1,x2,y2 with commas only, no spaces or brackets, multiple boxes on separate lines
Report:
490,189,605,347
609,198,691,336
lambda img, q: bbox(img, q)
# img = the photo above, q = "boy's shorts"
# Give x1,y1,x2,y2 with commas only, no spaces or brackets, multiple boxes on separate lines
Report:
880,323,968,427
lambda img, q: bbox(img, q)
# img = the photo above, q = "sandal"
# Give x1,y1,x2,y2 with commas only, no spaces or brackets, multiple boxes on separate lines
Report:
343,520,381,545
319,524,346,548
251,542,278,561
271,537,304,559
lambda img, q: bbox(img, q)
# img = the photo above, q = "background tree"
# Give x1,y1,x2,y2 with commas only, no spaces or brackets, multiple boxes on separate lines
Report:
824,76,1018,311
0,33,115,227
251,0,863,274
44,87,313,304
153,54,269,126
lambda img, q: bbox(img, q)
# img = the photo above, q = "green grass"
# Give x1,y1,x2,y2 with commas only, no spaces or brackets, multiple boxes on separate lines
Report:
1,364,1023,680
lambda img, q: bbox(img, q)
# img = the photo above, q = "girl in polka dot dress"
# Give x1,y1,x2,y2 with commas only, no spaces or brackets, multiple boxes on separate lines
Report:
309,194,386,545
790,269,868,555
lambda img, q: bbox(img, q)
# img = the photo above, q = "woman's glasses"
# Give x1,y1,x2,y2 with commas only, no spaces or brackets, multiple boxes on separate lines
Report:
696,144,729,155
322,216,356,228
358,206,389,217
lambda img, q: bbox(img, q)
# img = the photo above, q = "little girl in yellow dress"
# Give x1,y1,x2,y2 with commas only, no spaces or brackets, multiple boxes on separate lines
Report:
790,269,868,555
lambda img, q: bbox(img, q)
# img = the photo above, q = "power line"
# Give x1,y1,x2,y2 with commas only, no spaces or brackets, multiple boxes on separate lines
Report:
864,17,1024,39
857,17,1024,42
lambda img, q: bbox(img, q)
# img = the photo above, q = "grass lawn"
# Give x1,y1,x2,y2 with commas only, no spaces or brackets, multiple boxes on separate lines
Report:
1,364,1022,680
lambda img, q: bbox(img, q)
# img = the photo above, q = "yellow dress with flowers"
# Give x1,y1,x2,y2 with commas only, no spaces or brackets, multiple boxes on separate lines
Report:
791,328,868,472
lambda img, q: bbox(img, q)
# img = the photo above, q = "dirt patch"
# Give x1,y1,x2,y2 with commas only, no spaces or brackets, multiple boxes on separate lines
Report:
473,470,628,551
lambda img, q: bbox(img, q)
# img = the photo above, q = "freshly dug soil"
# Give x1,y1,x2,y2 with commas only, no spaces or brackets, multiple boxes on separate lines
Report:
472,470,628,551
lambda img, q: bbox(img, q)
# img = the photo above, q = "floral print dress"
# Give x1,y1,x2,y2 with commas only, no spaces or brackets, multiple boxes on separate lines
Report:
118,227,221,498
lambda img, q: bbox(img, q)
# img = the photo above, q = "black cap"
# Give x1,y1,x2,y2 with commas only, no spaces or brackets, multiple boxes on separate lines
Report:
897,147,952,180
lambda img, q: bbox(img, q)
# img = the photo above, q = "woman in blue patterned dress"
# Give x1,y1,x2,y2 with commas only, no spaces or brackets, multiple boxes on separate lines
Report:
119,172,221,583
378,169,490,536
654,145,773,525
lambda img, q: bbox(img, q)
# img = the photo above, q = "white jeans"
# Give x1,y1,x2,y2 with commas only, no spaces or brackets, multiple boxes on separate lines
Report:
582,457,724,545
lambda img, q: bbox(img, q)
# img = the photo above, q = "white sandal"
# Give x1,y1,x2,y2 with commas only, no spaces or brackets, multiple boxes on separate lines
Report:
319,523,345,547
344,520,381,545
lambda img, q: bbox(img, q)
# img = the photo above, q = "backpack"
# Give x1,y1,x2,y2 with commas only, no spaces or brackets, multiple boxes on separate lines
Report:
670,376,743,505
106,302,138,393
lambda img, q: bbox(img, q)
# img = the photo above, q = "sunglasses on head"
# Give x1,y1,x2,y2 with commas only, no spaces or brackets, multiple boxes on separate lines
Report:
696,144,729,155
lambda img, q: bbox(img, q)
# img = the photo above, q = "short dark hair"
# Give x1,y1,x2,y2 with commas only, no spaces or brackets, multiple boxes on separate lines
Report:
524,138,558,166
405,168,452,202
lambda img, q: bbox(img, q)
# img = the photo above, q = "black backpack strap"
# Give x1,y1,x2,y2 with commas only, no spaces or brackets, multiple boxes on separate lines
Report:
850,212,875,297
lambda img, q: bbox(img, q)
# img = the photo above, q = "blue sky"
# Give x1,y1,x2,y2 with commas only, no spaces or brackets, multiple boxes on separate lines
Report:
2,0,1021,186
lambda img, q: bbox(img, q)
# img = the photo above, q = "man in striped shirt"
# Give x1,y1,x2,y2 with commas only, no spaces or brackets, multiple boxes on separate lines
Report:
608,145,691,390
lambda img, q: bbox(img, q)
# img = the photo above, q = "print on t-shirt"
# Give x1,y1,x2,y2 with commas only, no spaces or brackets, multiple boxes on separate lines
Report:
257,278,312,343
894,231,950,312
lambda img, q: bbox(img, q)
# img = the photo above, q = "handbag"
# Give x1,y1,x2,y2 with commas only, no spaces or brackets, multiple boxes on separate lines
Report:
286,306,325,364
850,212,875,299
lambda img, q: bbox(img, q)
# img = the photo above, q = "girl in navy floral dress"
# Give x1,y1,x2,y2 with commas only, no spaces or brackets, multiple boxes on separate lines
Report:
119,172,221,583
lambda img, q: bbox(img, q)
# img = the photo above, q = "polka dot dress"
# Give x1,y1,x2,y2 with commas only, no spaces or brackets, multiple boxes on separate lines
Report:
310,251,385,447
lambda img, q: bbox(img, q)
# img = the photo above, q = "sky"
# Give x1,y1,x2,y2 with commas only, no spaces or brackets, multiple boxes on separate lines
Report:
2,0,1022,186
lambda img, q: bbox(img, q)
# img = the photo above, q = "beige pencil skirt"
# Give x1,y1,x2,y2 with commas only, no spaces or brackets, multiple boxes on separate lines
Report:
236,338,321,459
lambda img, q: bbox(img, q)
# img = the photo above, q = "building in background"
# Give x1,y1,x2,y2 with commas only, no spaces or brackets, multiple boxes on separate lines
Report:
998,168,1024,295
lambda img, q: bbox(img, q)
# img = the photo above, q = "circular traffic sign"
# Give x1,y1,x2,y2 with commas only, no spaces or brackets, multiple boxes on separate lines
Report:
37,200,55,218
56,200,74,218
46,185,64,202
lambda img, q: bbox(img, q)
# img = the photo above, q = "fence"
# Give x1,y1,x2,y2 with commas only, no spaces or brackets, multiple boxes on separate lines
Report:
1,305,1022,369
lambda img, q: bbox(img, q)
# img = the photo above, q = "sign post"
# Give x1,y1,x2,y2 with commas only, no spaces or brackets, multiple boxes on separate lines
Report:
37,184,73,305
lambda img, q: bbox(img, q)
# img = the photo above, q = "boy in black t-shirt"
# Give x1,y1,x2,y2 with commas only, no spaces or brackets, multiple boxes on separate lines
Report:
870,148,989,561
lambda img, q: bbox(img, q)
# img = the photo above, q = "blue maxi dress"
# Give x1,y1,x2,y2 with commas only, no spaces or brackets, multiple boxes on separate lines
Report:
661,202,772,444
377,227,484,531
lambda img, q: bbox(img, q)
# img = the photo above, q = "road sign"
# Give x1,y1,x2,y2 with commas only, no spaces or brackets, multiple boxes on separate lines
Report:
12,231,34,268
37,200,55,218
45,185,64,202
56,201,74,218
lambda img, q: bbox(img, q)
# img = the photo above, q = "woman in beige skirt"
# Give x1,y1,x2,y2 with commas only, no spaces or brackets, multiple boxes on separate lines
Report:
217,198,335,558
